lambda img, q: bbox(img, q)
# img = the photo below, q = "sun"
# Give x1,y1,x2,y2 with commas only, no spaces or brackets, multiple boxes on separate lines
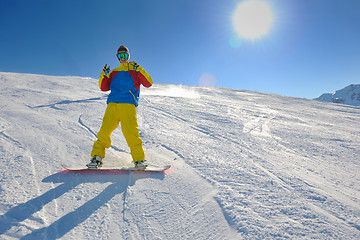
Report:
232,0,274,40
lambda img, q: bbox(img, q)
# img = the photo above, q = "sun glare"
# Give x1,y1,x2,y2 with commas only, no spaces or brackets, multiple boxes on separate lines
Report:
232,0,274,40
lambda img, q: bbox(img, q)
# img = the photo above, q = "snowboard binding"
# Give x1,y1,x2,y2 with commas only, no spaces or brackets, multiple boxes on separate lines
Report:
86,156,103,169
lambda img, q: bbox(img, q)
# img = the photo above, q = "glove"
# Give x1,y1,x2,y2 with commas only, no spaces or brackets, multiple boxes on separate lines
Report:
103,64,110,75
131,61,140,71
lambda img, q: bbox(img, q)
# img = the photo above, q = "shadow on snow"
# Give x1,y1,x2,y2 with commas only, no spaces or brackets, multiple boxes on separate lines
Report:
0,170,165,239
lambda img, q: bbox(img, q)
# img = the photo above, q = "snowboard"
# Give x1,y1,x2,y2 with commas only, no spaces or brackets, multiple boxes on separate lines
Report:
62,164,171,172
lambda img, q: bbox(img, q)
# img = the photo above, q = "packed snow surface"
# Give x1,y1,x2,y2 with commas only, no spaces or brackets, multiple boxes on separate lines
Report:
0,72,360,239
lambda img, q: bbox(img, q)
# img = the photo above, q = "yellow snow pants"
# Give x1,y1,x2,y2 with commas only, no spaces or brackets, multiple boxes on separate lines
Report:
91,103,145,162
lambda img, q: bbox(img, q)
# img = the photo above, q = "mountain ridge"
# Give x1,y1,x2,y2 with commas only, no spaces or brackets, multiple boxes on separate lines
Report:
314,84,360,106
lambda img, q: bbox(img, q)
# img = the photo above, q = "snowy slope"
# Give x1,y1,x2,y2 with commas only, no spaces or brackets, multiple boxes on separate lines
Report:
314,84,360,106
0,72,360,239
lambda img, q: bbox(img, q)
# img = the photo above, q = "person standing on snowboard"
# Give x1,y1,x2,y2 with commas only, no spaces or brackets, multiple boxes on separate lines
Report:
87,45,153,169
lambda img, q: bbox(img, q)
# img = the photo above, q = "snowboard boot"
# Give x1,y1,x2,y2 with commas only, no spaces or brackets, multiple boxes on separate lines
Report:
134,160,148,169
86,156,103,169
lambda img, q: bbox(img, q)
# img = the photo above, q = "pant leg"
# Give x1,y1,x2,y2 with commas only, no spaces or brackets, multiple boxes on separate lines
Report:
91,103,119,158
119,104,145,162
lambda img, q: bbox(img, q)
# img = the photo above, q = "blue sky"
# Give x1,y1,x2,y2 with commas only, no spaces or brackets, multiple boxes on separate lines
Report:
1,0,360,99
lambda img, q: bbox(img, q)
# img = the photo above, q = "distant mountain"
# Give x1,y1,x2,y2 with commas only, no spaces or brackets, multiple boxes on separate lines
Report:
314,84,360,106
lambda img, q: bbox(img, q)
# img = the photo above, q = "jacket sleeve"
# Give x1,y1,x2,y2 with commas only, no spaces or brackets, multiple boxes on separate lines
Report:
137,65,153,88
99,70,116,91
130,61,153,88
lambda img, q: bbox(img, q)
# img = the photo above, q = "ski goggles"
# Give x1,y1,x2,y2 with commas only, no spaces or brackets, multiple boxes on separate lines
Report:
117,52,129,60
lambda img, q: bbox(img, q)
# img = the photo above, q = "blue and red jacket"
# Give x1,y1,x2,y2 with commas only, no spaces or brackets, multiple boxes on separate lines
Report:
99,61,153,106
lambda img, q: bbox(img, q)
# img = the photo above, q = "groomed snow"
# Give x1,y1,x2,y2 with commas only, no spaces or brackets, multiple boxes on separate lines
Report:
0,72,359,239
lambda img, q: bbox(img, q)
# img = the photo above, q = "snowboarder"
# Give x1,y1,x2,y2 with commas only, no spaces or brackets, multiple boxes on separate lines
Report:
87,45,153,169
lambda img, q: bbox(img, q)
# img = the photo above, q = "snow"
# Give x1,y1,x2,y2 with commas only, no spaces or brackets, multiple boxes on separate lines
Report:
314,84,360,106
1,72,360,239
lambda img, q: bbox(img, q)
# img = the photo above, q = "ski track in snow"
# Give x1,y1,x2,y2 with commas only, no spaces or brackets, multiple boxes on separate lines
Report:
0,72,360,239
